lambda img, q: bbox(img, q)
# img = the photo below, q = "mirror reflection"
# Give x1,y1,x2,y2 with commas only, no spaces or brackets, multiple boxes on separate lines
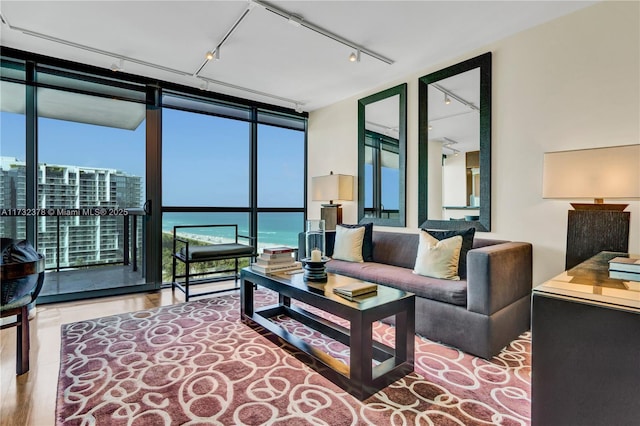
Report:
365,95,400,219
358,84,406,227
427,68,480,220
418,52,491,231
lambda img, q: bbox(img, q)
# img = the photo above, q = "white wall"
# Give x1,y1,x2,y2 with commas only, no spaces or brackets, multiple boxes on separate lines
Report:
442,154,467,208
307,1,640,284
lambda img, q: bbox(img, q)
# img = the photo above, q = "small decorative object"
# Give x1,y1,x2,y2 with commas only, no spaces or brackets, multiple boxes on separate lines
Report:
303,219,328,282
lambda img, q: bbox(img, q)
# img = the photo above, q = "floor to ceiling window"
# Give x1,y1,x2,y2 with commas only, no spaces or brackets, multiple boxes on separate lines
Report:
0,60,27,240
36,73,146,270
1,48,307,300
161,95,306,283
35,68,149,300
364,130,400,219
257,118,305,249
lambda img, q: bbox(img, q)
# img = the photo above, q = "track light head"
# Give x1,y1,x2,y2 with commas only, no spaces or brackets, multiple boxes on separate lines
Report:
110,59,124,72
205,51,214,60
349,49,361,63
444,94,451,105
288,14,303,27
215,48,220,60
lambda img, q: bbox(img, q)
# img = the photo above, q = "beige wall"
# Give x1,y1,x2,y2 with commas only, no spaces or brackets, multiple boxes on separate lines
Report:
308,1,640,284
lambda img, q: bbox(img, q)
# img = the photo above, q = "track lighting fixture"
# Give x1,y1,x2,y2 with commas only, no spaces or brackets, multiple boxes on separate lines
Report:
253,0,392,65
294,103,303,113
199,81,209,91
205,48,220,62
288,14,303,27
432,83,479,112
428,124,433,131
110,59,124,72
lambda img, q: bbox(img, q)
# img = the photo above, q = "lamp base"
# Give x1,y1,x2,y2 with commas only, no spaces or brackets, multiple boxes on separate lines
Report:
565,209,630,270
320,204,342,231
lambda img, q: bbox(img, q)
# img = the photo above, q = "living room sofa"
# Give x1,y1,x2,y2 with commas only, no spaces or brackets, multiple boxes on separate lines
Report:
300,230,532,359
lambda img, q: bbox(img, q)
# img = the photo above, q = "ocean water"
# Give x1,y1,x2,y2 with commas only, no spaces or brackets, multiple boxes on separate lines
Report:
162,212,303,249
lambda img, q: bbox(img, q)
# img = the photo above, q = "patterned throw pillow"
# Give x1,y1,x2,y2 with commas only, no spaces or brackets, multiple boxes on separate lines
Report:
332,225,366,262
413,231,463,280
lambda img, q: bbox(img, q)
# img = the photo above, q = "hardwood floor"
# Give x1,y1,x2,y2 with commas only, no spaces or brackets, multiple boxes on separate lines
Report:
0,285,232,426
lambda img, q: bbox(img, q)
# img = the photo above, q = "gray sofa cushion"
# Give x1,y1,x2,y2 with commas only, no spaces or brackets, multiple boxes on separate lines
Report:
326,259,467,306
371,232,419,269
180,243,254,260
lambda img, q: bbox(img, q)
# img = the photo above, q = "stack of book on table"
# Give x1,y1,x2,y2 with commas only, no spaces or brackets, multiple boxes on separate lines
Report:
608,256,640,291
333,282,378,300
251,247,301,274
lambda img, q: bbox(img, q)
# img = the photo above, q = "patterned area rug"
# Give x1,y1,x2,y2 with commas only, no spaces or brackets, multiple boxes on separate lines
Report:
56,290,530,425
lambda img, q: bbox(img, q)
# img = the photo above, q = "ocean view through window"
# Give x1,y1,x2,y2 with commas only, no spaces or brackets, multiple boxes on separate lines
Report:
1,48,307,299
161,95,306,283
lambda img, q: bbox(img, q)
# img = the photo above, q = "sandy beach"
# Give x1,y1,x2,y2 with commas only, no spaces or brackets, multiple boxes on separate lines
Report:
164,231,294,252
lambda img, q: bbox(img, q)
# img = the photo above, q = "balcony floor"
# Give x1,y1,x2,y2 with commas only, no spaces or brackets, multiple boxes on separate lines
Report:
39,264,146,302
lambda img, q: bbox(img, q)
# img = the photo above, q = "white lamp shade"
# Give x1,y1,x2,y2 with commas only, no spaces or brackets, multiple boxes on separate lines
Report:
312,174,354,203
542,144,640,200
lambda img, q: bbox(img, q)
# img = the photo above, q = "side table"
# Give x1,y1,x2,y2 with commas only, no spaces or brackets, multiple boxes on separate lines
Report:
531,251,640,426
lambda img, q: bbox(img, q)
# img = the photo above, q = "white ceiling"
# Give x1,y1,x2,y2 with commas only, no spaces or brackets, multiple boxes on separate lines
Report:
0,1,596,112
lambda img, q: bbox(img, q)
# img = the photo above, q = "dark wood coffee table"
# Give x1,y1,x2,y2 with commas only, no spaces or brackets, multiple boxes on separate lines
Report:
240,267,415,400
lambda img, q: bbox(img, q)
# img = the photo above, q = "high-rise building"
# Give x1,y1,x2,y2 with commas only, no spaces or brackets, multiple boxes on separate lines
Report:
0,156,142,269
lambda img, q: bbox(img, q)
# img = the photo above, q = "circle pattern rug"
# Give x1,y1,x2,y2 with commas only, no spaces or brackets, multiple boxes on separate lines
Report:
56,290,530,425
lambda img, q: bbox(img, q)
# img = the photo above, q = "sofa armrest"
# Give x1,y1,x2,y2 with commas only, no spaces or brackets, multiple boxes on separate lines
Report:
466,242,532,315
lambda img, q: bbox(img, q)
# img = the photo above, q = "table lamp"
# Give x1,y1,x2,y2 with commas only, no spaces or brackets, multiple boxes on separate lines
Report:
312,171,354,230
542,144,640,269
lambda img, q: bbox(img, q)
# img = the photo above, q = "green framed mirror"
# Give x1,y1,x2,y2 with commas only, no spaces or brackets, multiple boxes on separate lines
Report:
357,83,407,227
418,53,491,231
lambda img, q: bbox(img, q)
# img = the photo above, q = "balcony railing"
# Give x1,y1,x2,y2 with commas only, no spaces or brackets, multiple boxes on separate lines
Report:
2,209,144,272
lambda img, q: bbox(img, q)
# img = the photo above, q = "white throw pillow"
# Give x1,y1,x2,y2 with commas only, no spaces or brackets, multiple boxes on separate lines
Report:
413,231,462,280
332,225,366,262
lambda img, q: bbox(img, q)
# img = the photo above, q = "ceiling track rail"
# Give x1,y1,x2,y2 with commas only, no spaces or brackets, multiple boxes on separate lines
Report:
8,25,193,77
252,0,394,65
198,75,301,106
193,4,255,76
0,12,305,110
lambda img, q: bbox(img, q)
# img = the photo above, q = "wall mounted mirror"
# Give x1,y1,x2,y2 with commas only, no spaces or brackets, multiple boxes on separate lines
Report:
418,53,491,231
358,83,407,227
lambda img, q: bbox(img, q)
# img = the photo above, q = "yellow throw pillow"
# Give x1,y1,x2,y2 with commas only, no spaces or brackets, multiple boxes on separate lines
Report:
332,225,366,262
413,231,462,280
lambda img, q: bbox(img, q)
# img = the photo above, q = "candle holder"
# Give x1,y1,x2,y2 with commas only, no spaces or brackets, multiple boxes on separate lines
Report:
303,219,328,282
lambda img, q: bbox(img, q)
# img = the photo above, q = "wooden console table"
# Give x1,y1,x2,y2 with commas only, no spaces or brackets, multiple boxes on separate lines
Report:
531,251,640,426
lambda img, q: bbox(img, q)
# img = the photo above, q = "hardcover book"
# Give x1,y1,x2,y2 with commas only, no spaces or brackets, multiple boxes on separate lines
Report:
333,282,378,297
263,246,295,254
250,261,301,274
608,256,640,273
609,269,640,283
255,255,294,266
260,252,294,260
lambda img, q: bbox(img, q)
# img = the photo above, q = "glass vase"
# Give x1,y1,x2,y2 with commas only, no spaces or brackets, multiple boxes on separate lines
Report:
305,219,325,261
